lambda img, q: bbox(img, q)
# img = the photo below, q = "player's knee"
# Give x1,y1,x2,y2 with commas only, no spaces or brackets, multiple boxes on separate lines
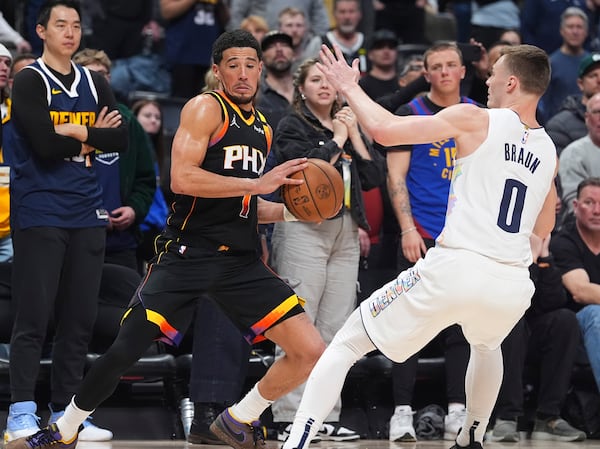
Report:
297,336,326,375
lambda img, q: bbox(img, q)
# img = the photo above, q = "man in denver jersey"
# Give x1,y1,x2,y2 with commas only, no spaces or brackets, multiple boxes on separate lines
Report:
7,29,325,449
277,45,558,449
4,0,127,445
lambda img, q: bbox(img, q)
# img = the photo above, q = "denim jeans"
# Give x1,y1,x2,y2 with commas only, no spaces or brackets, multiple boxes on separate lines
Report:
576,304,600,391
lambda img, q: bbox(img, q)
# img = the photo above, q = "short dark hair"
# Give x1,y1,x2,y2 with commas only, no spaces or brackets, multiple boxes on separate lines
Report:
37,0,81,28
212,30,261,65
577,177,600,198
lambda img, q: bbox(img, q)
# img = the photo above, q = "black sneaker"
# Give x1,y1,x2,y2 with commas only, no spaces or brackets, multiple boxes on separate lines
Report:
318,423,360,441
188,402,226,445
449,421,483,449
209,408,266,449
4,424,78,449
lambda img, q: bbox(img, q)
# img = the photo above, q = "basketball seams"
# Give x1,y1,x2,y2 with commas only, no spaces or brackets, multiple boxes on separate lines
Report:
314,162,343,212
308,161,327,220
281,158,344,222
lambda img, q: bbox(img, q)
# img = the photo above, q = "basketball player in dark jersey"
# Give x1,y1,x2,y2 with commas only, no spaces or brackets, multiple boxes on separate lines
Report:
7,29,325,449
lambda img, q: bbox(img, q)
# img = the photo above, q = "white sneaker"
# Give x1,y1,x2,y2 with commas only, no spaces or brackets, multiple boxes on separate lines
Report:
79,420,114,442
4,401,41,442
389,406,416,442
444,407,466,441
49,408,113,442
318,423,360,441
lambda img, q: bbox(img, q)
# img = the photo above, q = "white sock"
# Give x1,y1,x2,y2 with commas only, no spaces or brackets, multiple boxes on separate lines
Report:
395,405,412,414
448,402,465,414
456,345,501,446
55,397,93,441
229,383,272,423
283,310,375,449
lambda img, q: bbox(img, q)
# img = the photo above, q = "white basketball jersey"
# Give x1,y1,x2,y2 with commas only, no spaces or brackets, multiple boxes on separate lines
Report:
436,108,556,267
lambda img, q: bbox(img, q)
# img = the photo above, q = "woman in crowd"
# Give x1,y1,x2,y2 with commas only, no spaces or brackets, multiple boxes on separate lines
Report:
268,58,386,440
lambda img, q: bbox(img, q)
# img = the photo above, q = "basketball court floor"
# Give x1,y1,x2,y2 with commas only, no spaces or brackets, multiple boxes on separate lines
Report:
75,439,600,449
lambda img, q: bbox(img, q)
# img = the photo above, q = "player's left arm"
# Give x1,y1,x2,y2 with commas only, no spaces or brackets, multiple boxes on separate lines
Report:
317,44,485,148
532,165,559,240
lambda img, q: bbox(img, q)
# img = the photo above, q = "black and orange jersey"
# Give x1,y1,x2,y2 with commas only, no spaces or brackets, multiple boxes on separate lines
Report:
165,90,272,253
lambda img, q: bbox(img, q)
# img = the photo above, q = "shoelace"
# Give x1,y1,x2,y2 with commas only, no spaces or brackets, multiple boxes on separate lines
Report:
27,429,60,447
13,413,40,428
250,421,266,448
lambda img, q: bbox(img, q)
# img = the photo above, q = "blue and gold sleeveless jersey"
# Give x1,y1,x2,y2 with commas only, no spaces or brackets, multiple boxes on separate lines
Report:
8,60,105,229
165,90,272,253
405,95,476,239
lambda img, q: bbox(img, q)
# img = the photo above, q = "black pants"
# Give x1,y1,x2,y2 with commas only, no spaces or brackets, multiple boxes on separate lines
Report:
495,309,580,419
392,325,469,405
189,298,250,404
9,226,105,404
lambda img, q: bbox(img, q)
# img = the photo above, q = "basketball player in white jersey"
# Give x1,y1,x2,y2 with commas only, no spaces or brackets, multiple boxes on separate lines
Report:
280,44,558,449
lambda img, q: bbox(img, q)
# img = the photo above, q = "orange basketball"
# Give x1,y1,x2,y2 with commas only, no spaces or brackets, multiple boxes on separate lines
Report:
281,158,344,222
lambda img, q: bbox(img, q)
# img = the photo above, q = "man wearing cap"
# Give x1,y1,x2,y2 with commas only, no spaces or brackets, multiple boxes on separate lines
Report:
359,29,399,102
546,53,600,155
0,43,12,262
257,30,295,132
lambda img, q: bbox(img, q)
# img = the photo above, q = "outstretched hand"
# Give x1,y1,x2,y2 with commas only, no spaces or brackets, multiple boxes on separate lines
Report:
256,157,308,195
316,45,361,94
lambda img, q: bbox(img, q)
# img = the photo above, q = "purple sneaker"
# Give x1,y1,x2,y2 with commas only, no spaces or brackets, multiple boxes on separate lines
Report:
209,408,266,449
4,424,78,449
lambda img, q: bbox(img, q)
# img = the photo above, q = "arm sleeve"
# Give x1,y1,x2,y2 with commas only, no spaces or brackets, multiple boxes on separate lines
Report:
86,71,128,153
11,69,83,160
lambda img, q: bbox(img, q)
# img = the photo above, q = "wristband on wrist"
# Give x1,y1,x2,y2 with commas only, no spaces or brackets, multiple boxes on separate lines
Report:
283,205,299,222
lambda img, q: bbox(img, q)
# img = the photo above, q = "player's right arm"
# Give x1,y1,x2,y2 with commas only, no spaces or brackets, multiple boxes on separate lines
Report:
387,150,426,263
170,94,307,198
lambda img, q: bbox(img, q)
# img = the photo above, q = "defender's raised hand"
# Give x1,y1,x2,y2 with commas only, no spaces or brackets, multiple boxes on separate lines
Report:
317,44,361,94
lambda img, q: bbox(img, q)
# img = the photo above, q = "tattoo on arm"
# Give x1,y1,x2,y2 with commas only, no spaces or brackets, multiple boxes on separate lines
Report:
389,178,412,220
